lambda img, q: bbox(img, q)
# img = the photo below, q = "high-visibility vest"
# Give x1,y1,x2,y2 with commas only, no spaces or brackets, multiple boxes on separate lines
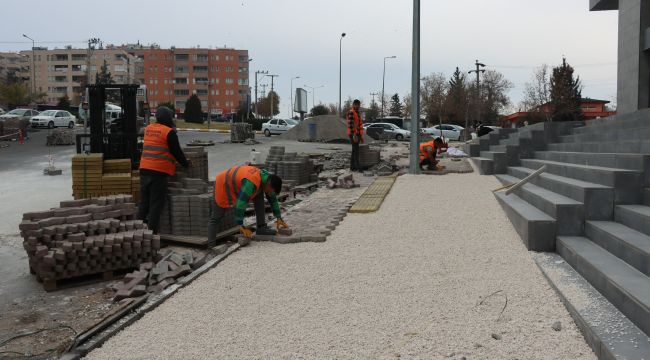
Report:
139,123,176,176
419,141,435,161
214,165,262,208
347,108,364,136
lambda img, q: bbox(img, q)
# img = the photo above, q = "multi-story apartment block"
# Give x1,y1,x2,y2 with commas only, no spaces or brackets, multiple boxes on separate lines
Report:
125,46,250,115
19,46,135,104
0,52,29,81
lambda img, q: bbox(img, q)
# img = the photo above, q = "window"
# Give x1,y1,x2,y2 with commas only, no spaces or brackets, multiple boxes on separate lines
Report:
54,76,67,82
54,65,68,72
279,120,287,126
194,77,209,84
225,66,233,72
239,67,247,73
114,64,126,72
54,54,68,61
201,100,208,107
270,120,278,125
196,89,208,96
174,65,188,73
193,66,208,72
174,77,187,84
90,65,97,71
72,54,86,61
71,64,84,72
175,89,189,96
225,78,234,84
194,54,209,62
175,100,185,109
238,79,248,86
175,54,189,61
211,55,220,61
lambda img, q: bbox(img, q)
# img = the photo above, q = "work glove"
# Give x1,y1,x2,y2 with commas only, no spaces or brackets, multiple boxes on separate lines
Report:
239,226,253,238
352,135,358,144
359,135,364,144
276,219,289,230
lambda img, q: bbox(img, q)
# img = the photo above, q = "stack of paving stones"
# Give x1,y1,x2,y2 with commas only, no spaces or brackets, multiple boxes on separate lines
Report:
173,147,209,182
264,146,285,174
112,248,208,300
230,123,255,142
265,147,318,189
358,144,381,169
71,153,103,199
101,173,132,194
46,129,75,146
20,195,161,291
103,159,131,174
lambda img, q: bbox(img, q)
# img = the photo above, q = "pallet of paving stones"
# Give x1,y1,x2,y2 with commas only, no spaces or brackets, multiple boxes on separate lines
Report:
20,195,161,291
172,147,209,181
230,123,255,142
46,129,75,146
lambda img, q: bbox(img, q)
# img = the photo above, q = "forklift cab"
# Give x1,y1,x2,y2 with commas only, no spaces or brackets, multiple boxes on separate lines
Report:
76,84,143,169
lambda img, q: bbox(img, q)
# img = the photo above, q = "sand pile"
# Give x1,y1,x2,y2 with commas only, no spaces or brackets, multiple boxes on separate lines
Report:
280,115,348,142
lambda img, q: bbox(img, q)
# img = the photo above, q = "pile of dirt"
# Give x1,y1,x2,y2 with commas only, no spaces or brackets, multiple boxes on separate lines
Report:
280,115,348,142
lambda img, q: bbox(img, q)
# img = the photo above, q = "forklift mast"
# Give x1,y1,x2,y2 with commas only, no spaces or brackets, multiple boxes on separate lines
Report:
77,84,142,168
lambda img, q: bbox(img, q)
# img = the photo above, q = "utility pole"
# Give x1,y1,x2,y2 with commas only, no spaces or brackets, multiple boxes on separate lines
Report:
339,32,346,117
268,74,278,119
22,34,36,96
468,60,486,124
370,92,378,105
381,55,396,117
408,0,421,174
254,70,268,118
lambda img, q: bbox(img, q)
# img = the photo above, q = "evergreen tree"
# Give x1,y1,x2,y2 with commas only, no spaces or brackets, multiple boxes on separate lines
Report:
550,58,582,122
366,99,380,122
446,67,468,125
158,101,175,113
310,104,329,116
184,94,203,124
57,95,71,110
95,60,114,85
389,93,403,117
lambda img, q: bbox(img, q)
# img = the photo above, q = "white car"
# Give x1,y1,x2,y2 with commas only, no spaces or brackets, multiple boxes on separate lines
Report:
31,110,77,129
262,119,297,136
423,124,464,141
0,107,5,115
365,122,411,141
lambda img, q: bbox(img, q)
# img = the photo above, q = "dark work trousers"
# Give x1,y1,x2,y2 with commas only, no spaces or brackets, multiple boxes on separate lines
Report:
350,135,360,171
208,191,267,244
419,157,438,170
138,174,168,234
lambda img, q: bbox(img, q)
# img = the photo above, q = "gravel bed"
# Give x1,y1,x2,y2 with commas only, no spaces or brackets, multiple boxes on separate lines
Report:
88,173,594,359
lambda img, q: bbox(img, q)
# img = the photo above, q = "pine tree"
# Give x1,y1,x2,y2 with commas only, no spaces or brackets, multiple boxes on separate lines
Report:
550,58,582,122
95,60,114,85
366,99,380,122
446,67,468,125
57,95,71,110
184,94,203,123
389,93,403,117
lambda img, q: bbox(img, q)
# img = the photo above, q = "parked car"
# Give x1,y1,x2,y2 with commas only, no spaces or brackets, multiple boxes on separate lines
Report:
0,107,5,115
262,119,297,136
0,108,39,122
365,122,411,141
30,110,77,129
423,124,464,141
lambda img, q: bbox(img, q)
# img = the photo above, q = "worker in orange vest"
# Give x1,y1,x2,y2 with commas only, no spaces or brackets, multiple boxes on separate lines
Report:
347,99,364,171
138,107,190,234
209,165,288,242
419,137,444,171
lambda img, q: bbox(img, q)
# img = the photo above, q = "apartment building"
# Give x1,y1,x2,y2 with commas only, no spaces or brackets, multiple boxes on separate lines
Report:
125,46,250,114
19,47,135,104
0,52,29,81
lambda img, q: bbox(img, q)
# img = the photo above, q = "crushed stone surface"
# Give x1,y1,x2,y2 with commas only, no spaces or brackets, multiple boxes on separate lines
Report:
88,173,594,360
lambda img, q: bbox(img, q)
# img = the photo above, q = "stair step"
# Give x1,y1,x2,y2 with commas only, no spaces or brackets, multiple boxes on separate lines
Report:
479,151,506,173
573,109,650,134
534,151,650,173
508,166,613,220
645,188,650,206
615,205,650,236
585,221,650,276
560,126,650,143
557,236,650,336
547,140,650,154
496,174,584,235
494,192,556,251
469,157,494,175
520,159,643,203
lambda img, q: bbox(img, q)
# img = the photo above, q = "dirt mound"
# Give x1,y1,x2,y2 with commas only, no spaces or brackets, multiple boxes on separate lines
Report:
280,115,348,142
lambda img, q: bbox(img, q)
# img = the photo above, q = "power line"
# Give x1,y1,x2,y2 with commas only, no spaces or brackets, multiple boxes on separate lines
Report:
0,40,87,44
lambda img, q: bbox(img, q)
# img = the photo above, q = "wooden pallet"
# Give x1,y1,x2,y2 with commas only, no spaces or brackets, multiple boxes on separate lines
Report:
160,226,239,248
40,267,134,292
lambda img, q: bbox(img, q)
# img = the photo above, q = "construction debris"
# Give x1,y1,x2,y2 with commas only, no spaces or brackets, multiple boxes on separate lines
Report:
112,248,208,300
46,129,75,146
20,195,160,291
187,139,215,147
326,172,359,189
230,123,255,143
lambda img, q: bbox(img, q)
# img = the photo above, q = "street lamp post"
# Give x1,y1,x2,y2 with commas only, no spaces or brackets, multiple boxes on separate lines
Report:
338,32,346,117
290,76,300,118
22,34,35,96
381,55,397,117
409,0,421,174
304,85,325,112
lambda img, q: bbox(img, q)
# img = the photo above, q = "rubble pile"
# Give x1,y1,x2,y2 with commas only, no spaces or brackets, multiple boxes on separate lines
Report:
46,129,75,146
20,195,160,291
230,123,255,142
112,248,208,300
326,172,359,189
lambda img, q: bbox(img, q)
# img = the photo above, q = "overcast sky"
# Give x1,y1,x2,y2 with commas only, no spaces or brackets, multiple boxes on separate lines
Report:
1,0,618,117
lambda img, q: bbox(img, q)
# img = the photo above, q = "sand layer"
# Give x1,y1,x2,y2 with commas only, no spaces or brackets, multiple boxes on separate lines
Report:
88,172,594,360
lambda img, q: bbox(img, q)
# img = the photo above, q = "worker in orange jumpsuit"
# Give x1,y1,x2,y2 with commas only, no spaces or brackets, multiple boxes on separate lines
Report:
419,137,444,171
347,99,364,171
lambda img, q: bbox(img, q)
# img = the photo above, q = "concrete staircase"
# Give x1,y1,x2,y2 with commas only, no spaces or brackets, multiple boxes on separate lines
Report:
465,112,650,357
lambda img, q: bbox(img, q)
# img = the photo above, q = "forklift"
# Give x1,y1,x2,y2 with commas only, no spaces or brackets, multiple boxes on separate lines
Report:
75,84,145,168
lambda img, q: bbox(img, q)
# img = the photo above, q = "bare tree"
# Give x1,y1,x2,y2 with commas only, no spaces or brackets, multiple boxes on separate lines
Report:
421,73,448,127
480,70,513,125
521,64,551,122
402,93,412,119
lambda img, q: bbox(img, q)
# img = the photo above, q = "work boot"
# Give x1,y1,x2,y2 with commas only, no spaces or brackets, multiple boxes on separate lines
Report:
256,225,277,236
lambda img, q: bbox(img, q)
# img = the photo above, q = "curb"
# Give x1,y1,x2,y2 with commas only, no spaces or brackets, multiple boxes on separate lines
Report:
60,243,242,359
176,128,230,133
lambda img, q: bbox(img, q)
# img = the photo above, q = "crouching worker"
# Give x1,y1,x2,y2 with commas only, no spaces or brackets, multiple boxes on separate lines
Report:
419,137,445,171
208,165,289,242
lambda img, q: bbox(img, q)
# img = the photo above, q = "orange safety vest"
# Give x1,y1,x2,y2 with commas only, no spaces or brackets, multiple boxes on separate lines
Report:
419,141,436,161
347,108,364,136
214,165,263,208
139,123,176,176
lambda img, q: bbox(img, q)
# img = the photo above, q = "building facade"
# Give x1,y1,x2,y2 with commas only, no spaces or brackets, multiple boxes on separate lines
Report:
502,98,617,126
18,46,135,105
125,46,250,115
0,52,29,81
